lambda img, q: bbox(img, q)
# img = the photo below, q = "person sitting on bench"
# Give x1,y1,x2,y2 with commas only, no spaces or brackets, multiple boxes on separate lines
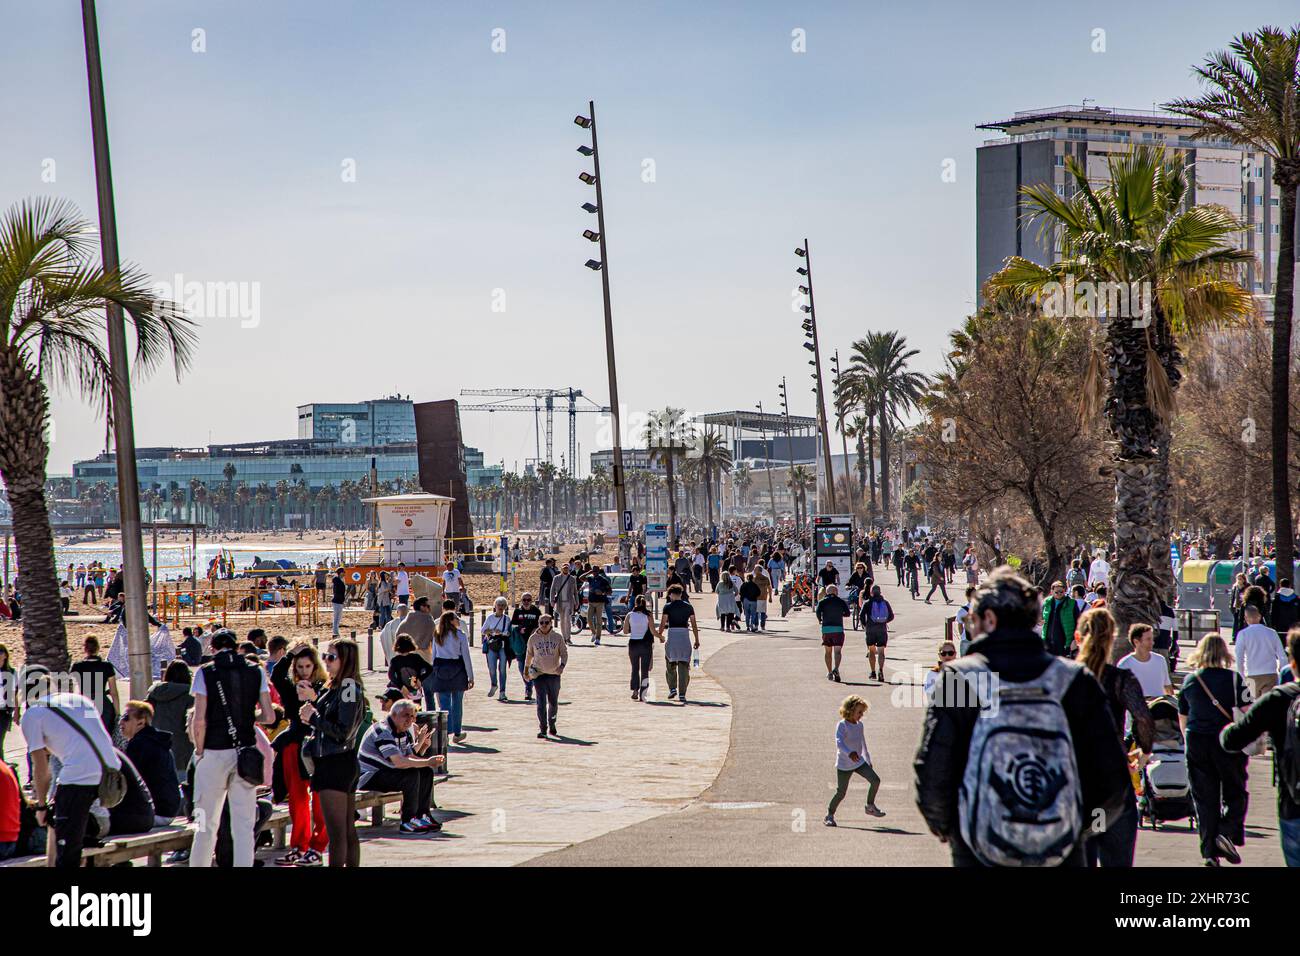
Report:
357,696,444,834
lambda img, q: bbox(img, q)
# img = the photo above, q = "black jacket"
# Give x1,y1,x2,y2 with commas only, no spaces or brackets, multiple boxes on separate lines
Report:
1221,682,1300,820
125,724,184,818
913,626,1131,847
305,678,364,760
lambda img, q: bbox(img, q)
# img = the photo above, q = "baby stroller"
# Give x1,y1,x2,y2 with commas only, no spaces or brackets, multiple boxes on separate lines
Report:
1137,696,1195,830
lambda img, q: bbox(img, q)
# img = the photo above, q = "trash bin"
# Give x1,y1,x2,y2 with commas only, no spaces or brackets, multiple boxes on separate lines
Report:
1176,608,1220,650
416,709,449,772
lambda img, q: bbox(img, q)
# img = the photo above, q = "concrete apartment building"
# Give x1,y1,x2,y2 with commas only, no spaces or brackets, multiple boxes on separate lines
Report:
976,104,1299,308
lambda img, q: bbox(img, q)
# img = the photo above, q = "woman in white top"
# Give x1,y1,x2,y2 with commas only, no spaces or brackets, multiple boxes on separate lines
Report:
428,611,475,743
483,597,513,702
622,595,661,701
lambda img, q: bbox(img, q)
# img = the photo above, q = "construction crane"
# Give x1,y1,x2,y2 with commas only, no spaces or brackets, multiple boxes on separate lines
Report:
459,388,608,475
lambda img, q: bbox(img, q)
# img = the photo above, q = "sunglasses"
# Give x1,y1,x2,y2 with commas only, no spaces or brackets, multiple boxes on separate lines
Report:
940,650,956,657
323,653,338,662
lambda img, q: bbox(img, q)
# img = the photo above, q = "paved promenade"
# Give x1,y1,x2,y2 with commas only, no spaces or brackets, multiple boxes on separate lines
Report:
3,573,1285,867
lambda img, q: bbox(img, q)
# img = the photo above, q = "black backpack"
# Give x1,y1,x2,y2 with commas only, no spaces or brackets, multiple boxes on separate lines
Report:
1281,686,1300,805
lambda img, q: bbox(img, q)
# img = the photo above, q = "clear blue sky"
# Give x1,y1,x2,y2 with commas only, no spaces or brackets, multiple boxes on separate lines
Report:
2,0,1295,476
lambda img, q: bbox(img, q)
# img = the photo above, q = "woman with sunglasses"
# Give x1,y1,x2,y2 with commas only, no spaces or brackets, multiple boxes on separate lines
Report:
429,610,475,744
300,639,365,867
924,641,957,701
271,643,330,866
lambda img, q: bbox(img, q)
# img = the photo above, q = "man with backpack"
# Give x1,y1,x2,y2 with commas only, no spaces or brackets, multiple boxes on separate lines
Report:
189,629,275,867
913,566,1131,867
1220,625,1300,866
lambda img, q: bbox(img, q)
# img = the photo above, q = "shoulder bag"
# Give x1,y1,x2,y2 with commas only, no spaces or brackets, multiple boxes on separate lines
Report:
211,664,266,786
47,706,127,808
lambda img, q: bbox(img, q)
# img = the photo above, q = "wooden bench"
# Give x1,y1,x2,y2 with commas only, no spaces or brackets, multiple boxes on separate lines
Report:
0,782,447,866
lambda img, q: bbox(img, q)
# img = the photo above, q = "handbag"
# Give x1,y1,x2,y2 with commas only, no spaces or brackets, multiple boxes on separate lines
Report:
210,664,265,786
47,705,127,808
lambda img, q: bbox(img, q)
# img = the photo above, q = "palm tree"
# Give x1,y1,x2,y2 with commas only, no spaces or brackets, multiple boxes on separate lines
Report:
787,465,815,530
732,462,753,509
1167,24,1300,582
693,428,733,534
990,145,1253,641
848,332,927,525
845,413,873,517
644,407,689,546
0,199,194,668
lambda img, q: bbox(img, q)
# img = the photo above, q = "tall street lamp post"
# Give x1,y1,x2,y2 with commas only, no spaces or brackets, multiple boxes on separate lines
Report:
795,241,837,514
756,403,779,529
576,101,630,567
82,0,151,697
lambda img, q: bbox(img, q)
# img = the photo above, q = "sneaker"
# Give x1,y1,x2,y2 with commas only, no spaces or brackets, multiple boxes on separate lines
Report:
668,689,678,700
275,848,304,866
525,692,534,702
833,669,841,682
498,692,507,702
165,849,190,864
593,638,601,646
295,849,324,867
537,730,548,739
548,721,557,736
823,815,837,827
631,690,640,700
487,685,497,697
416,816,443,831
869,670,877,681
1203,856,1221,867
400,820,432,834
679,695,687,704
865,805,886,818
1215,834,1242,865
453,732,467,744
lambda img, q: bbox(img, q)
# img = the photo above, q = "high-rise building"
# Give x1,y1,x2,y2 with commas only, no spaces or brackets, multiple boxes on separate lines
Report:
975,104,1299,307
297,396,417,446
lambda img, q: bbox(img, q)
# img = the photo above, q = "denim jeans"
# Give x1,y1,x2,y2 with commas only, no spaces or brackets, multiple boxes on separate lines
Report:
485,648,509,693
516,656,533,696
743,599,760,630
1281,816,1300,867
437,691,465,735
377,604,393,628
1085,791,1138,867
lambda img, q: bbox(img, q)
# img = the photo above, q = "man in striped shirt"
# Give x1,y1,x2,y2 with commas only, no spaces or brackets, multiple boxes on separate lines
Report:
358,695,445,833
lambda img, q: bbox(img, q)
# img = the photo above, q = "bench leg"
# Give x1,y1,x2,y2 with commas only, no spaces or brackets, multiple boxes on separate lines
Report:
272,827,286,850
148,851,162,867
371,805,383,828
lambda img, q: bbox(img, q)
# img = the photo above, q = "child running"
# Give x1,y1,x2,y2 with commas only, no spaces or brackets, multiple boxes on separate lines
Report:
824,694,885,826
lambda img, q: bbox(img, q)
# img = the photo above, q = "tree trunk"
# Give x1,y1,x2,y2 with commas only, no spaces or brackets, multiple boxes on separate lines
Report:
0,362,68,670
867,422,878,520
1107,312,1165,658
877,403,891,524
1271,171,1297,583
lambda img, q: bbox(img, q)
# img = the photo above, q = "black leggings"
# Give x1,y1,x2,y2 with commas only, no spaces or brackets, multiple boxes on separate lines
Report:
629,638,654,690
319,790,360,868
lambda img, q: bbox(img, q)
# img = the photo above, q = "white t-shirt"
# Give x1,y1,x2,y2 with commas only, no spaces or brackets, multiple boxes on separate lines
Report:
1088,558,1110,585
1117,652,1172,698
395,570,410,596
955,604,970,638
626,610,653,639
191,663,270,698
21,693,121,786
442,569,462,594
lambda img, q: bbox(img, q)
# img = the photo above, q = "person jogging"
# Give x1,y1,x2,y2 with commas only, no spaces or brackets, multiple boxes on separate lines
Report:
824,694,885,827
817,584,852,683
862,585,894,683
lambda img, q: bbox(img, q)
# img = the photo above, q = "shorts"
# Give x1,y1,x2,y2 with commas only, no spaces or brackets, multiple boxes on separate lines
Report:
821,628,845,647
864,623,888,647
